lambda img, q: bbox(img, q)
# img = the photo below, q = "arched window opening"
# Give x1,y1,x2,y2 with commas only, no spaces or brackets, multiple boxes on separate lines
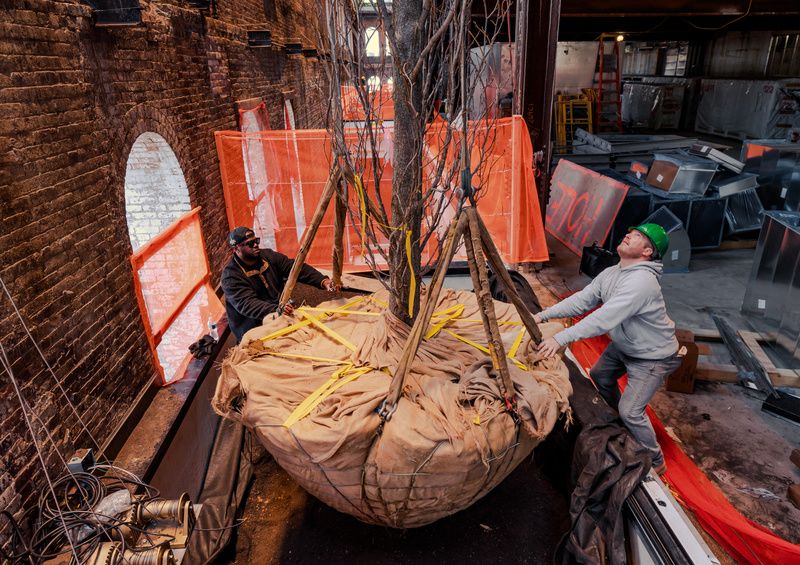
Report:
124,132,191,251
125,133,221,384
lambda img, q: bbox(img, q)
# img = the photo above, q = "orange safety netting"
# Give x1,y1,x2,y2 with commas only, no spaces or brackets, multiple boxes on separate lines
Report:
214,115,548,271
130,208,224,385
239,101,271,132
569,333,800,565
341,84,395,122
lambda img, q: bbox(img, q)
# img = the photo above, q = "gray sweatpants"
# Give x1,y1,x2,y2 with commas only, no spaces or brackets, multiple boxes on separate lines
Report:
590,342,681,466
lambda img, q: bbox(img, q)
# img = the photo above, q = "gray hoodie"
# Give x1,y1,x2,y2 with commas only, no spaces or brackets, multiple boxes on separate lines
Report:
539,261,678,359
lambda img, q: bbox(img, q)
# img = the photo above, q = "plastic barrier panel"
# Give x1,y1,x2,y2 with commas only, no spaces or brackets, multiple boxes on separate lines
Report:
546,160,630,255
214,116,549,271
239,101,271,132
341,85,395,122
131,208,224,384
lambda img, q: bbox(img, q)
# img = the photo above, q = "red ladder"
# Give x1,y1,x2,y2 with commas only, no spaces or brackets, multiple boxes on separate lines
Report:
594,34,622,132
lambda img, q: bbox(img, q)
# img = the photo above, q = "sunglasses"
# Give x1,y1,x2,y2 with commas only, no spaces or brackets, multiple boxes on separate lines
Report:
241,238,260,248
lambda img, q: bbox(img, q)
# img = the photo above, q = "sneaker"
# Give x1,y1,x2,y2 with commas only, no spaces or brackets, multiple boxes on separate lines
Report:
653,462,667,475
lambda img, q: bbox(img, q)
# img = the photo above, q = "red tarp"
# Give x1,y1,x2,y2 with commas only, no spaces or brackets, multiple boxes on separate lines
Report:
569,333,800,565
214,116,549,270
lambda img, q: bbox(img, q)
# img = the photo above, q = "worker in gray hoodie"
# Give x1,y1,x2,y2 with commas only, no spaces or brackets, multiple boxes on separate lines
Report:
535,223,679,475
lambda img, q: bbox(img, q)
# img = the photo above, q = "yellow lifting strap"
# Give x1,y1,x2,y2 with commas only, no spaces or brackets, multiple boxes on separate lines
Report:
444,329,528,371
282,364,375,428
425,304,465,339
296,308,357,351
258,295,370,343
508,326,526,359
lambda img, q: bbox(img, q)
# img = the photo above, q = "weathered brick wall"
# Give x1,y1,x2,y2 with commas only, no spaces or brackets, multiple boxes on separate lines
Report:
0,0,330,539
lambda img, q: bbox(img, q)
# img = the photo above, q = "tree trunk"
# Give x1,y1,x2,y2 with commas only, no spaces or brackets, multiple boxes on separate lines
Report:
389,0,424,325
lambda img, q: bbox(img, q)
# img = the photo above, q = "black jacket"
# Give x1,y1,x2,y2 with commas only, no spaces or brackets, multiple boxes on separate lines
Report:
221,249,327,342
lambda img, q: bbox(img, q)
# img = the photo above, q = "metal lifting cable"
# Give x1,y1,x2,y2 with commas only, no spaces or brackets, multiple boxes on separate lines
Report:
0,342,81,564
0,274,101,450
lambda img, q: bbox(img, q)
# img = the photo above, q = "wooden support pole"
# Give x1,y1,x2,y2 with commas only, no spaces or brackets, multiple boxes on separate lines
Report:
464,208,517,405
331,176,347,289
474,211,543,344
380,213,467,421
279,167,340,307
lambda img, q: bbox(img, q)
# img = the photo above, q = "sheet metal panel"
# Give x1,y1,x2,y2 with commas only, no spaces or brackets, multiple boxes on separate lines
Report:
724,188,765,234
742,211,800,321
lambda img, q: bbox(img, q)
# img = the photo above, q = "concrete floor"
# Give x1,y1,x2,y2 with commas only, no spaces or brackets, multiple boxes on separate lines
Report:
228,455,569,564
539,234,800,544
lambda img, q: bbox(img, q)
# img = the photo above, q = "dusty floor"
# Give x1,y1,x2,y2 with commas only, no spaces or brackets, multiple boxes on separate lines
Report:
540,234,800,544
227,455,569,564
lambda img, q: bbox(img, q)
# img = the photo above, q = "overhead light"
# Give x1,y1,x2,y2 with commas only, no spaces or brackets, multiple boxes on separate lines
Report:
616,34,625,42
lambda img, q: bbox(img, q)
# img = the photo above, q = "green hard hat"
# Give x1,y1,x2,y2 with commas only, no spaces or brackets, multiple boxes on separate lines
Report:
629,223,669,258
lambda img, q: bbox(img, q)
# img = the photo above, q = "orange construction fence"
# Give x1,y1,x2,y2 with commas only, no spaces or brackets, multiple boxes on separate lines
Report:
130,208,224,385
214,115,548,270
341,84,395,122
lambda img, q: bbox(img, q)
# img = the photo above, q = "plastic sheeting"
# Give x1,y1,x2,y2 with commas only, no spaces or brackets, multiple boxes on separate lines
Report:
341,85,395,122
214,116,549,270
621,83,685,129
130,208,224,384
569,334,800,565
695,79,800,140
469,43,515,120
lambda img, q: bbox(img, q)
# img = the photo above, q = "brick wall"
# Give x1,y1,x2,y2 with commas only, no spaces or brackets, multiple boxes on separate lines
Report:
0,0,329,540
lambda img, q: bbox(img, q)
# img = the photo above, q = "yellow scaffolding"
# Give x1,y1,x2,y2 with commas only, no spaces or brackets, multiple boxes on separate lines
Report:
554,92,594,147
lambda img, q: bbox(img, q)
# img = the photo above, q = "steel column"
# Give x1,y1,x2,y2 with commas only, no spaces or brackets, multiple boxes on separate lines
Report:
514,0,561,219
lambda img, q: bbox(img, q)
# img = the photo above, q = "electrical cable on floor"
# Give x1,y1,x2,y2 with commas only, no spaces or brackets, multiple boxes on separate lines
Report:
0,335,194,563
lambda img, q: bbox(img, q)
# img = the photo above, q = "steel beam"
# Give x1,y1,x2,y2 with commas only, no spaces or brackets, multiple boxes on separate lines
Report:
514,0,561,220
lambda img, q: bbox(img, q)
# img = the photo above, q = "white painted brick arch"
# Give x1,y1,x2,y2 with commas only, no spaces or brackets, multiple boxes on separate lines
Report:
124,132,191,251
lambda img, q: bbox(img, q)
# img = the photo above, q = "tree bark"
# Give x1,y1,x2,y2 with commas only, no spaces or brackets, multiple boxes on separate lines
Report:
388,0,424,325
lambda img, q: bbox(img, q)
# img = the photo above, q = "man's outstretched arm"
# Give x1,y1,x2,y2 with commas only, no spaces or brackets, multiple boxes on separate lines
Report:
535,274,604,323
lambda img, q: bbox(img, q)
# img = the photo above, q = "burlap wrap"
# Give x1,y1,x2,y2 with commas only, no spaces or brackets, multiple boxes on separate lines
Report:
212,288,572,528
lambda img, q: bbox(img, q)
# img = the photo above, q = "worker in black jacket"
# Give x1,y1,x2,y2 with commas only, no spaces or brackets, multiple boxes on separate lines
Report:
221,227,338,342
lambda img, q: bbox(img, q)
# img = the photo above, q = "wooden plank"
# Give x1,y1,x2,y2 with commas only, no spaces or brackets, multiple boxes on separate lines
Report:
738,330,778,371
694,362,739,383
696,342,713,356
695,361,800,387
